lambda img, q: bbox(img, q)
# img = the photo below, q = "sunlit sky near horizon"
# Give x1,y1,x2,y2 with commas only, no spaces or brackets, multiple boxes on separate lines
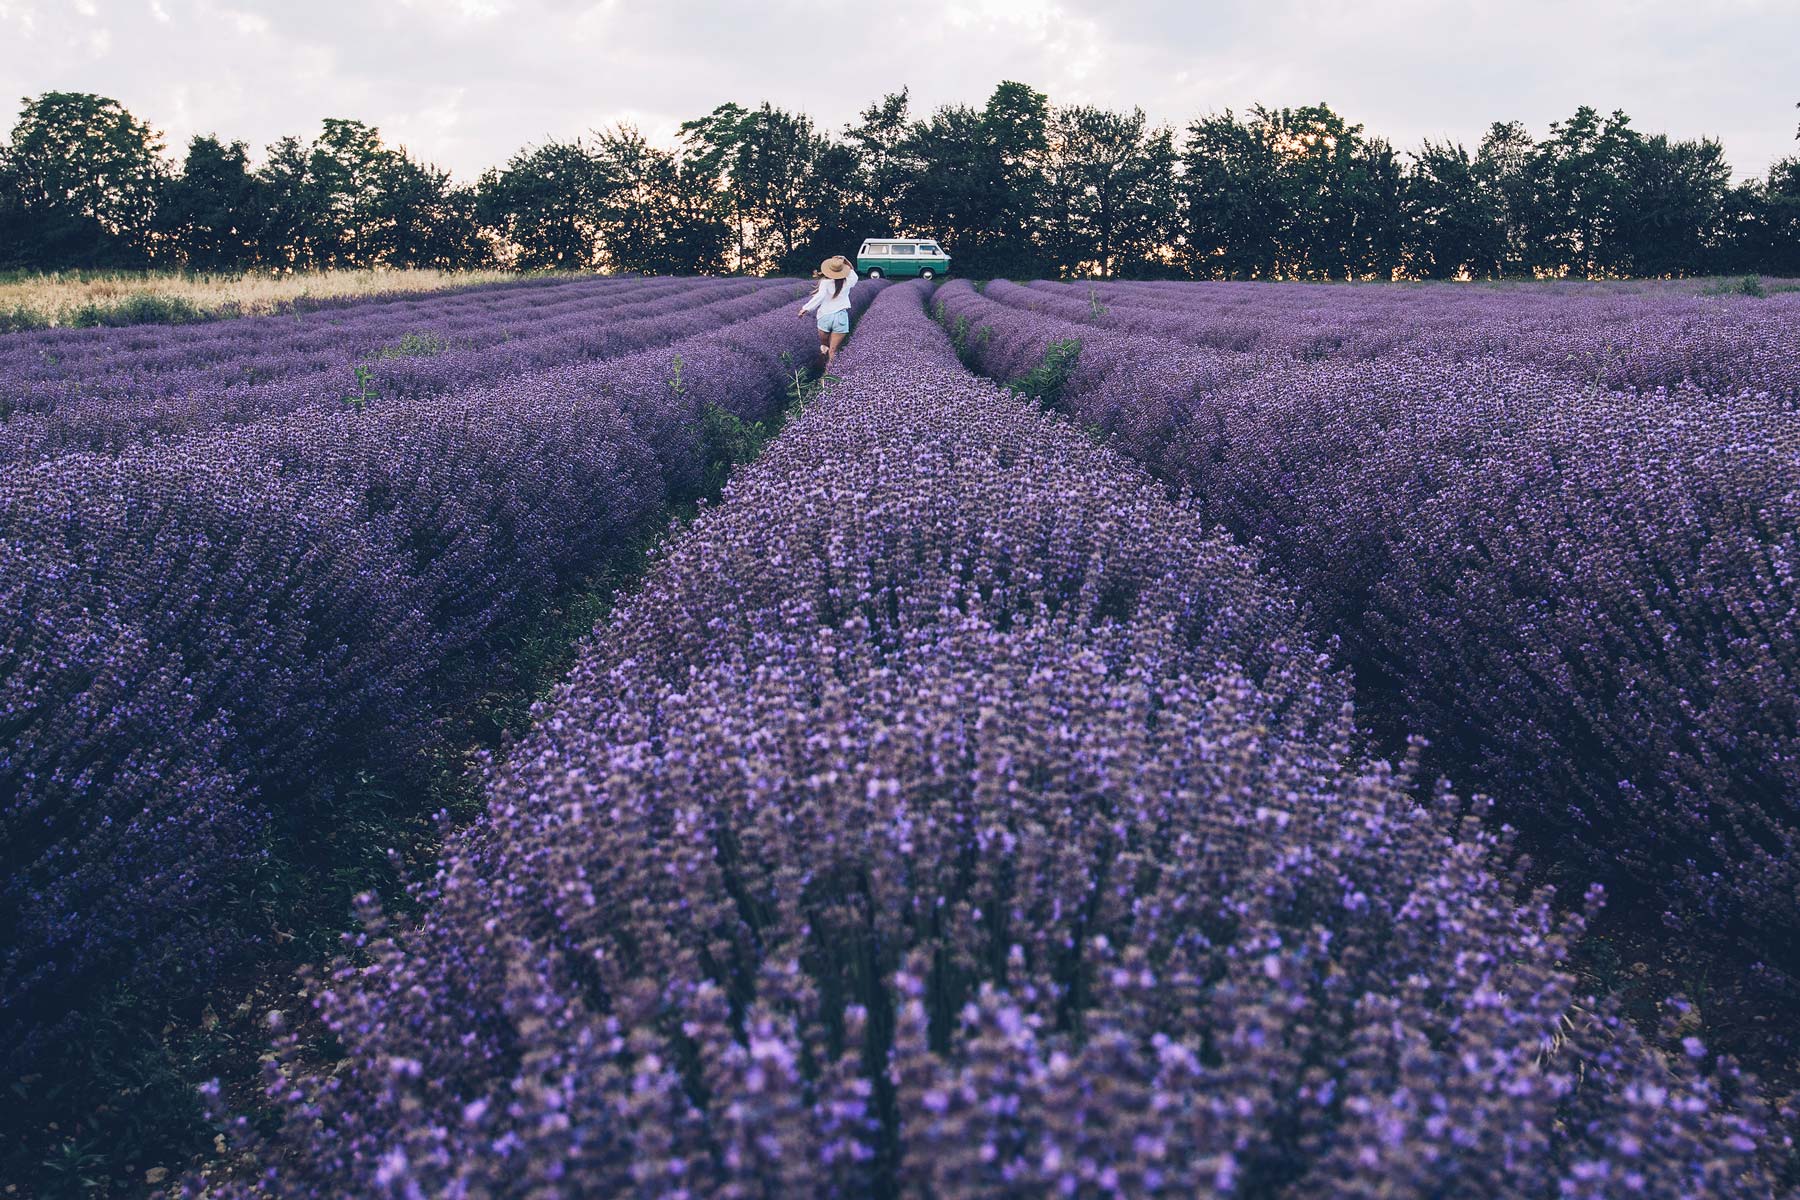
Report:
1,0,1794,182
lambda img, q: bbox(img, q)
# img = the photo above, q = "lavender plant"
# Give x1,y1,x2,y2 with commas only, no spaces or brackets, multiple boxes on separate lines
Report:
0,280,884,1099
202,283,1777,1198
1008,278,1800,401
935,278,1800,1058
0,276,799,465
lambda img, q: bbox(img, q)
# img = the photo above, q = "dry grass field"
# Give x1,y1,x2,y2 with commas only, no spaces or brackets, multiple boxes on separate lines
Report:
0,267,573,331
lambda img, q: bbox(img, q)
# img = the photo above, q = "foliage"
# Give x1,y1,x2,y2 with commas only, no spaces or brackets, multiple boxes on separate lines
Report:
1005,336,1082,406
65,291,210,327
341,363,377,411
367,331,453,360
695,402,772,497
153,135,263,272
1701,274,1767,296
476,138,607,270
1041,106,1179,277
3,88,1798,278
2,92,165,269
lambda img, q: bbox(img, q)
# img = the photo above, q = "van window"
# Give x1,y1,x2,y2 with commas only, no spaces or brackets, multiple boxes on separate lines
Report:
890,244,916,255
919,243,941,253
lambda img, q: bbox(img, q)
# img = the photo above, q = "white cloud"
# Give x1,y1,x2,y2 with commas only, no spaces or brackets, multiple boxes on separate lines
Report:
0,2,37,34
445,0,507,18
394,0,510,20
224,8,269,36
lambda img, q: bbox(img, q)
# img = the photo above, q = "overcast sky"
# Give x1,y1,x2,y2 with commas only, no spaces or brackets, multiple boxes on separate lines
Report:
2,0,1795,182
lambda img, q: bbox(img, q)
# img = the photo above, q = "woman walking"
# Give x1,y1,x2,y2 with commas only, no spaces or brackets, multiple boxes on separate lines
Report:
799,255,858,370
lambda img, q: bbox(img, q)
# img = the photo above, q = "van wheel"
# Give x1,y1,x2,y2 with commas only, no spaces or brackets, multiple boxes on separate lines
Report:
867,267,883,279
920,268,936,280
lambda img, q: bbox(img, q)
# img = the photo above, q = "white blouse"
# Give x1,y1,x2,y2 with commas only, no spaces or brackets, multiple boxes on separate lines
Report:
800,271,859,317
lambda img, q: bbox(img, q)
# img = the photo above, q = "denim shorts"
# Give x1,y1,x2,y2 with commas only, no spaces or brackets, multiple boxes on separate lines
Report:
817,309,850,334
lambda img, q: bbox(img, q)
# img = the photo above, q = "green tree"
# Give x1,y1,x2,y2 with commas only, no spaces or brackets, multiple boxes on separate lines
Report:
982,81,1052,233
975,81,1053,275
1472,121,1536,275
1254,103,1375,278
898,82,1052,277
1521,106,1641,276
156,134,262,271
677,102,751,267
1403,140,1509,279
3,87,1794,280
0,149,26,269
249,123,472,270
3,91,167,267
1346,135,1407,279
1180,109,1283,278
1615,134,1730,276
254,134,327,268
307,118,394,266
1752,156,1800,275
793,140,874,272
683,102,825,273
1042,105,1179,277
1182,103,1402,280
893,104,990,256
591,124,730,275
371,151,482,268
843,90,912,236
476,139,605,269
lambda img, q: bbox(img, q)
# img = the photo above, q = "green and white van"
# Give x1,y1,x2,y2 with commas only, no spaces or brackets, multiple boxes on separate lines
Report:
856,237,951,280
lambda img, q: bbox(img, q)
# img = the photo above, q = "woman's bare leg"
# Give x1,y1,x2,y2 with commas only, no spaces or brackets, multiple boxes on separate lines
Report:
826,330,847,370
817,328,831,362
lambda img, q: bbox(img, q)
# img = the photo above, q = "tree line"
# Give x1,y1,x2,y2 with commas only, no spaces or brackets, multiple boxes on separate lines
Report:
2,85,1796,279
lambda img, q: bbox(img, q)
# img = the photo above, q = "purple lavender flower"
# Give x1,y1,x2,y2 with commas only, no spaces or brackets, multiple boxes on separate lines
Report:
197,282,1777,1198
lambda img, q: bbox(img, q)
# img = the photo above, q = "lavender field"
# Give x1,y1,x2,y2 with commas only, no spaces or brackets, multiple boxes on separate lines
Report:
3,274,1797,1195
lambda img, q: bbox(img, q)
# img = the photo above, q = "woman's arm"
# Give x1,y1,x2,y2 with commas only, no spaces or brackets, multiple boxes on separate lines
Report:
799,279,825,313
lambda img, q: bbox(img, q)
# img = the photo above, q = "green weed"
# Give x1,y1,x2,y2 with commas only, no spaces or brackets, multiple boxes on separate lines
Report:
341,364,378,412
1006,338,1083,409
367,332,451,360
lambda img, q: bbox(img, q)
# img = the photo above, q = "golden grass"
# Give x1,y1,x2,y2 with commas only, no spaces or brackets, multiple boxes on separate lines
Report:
0,268,575,330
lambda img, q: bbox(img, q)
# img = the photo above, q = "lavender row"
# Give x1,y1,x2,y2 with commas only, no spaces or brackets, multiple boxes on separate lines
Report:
1002,278,1800,401
0,277,794,465
0,275,686,415
938,278,1800,1044
0,274,690,381
0,274,752,449
0,280,882,1082
203,282,1775,1198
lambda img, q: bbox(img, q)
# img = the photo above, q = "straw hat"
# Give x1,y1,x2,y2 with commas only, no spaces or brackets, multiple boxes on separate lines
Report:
820,255,851,279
